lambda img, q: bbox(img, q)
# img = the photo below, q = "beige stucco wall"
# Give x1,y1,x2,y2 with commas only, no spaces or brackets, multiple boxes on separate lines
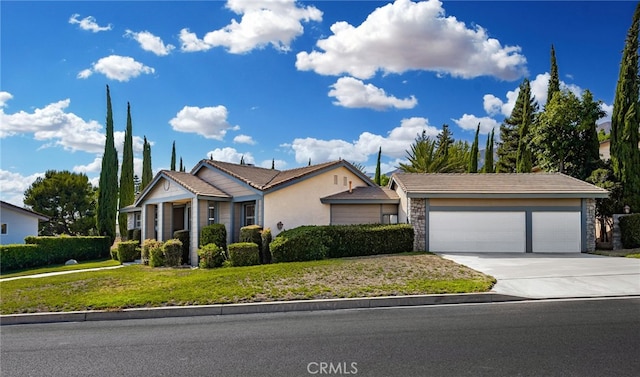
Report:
145,177,191,201
264,167,369,236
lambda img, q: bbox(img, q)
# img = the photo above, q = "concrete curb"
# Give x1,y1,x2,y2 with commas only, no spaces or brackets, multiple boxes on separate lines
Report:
0,293,526,326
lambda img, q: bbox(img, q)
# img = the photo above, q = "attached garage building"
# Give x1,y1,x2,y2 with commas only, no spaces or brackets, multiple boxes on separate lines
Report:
390,173,609,253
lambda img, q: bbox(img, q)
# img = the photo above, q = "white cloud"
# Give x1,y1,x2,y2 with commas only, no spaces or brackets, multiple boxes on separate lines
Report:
328,76,418,110
73,157,102,174
69,14,112,33
179,0,322,54
125,30,175,56
79,55,155,82
0,91,13,108
296,0,527,80
233,134,256,145
0,170,44,206
206,147,255,164
599,103,613,124
452,114,500,134
283,117,439,164
169,105,239,140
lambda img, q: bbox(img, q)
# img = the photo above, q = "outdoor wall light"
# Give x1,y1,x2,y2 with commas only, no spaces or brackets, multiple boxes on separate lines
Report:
277,221,283,230
623,204,631,214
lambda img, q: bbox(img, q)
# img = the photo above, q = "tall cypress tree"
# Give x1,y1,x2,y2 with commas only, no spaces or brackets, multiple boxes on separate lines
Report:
374,147,382,185
97,85,119,245
118,102,135,240
468,124,480,173
516,96,532,173
170,141,176,171
577,90,605,180
483,128,495,173
141,136,153,191
546,45,561,107
611,3,640,211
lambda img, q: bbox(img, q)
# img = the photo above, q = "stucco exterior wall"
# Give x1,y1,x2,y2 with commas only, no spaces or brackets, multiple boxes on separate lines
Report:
0,207,40,244
145,177,191,202
263,167,369,236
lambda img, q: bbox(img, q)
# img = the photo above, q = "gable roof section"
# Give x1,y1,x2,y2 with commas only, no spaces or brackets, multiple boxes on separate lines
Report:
134,170,231,206
321,186,400,204
391,173,609,199
1,201,49,221
194,159,375,192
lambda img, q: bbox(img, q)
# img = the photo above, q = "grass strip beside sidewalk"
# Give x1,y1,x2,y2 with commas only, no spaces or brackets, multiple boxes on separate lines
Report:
0,253,495,315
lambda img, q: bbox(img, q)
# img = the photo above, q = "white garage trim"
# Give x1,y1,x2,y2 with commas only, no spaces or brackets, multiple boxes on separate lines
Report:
532,212,581,252
429,211,526,252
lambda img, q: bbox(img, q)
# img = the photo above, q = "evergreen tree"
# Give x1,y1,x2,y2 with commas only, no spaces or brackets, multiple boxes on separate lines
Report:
483,128,495,173
576,90,606,180
141,136,153,191
610,3,640,211
170,141,176,171
118,102,135,240
468,124,479,173
374,147,382,185
271,158,275,169
435,124,453,159
308,158,311,166
179,157,185,172
240,155,245,165
546,45,561,107
496,78,538,173
97,85,119,245
516,96,533,173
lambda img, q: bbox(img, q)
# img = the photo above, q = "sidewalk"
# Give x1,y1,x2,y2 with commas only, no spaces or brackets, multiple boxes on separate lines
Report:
0,265,125,282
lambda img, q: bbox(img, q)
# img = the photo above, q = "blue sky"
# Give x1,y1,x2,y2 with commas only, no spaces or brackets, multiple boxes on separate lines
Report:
1,0,636,206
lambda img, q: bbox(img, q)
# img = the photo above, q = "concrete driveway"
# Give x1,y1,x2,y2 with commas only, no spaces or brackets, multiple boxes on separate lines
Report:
438,253,640,299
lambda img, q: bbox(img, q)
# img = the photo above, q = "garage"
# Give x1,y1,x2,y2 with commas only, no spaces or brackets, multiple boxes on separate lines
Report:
389,173,609,253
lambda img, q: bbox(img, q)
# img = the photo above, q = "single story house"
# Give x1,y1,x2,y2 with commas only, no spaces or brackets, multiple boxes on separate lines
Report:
0,200,49,244
389,173,609,253
123,159,398,265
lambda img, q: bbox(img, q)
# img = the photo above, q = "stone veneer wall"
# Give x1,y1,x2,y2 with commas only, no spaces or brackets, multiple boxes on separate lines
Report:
612,214,630,250
409,198,426,251
586,198,596,252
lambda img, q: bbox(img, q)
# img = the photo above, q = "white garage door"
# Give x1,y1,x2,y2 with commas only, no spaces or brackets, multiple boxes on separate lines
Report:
532,212,581,252
429,212,526,252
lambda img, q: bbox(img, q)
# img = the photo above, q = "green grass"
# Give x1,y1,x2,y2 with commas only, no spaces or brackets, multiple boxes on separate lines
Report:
590,248,640,258
0,258,121,279
0,253,495,314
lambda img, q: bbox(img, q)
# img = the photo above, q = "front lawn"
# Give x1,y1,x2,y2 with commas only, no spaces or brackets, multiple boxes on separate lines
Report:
0,258,121,279
0,253,495,314
590,248,640,258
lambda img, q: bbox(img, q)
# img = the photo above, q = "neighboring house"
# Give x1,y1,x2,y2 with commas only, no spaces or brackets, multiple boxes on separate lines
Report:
124,159,399,266
0,201,49,244
389,173,608,253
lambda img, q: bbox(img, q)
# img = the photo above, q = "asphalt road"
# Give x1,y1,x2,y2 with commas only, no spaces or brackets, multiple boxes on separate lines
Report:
1,298,639,377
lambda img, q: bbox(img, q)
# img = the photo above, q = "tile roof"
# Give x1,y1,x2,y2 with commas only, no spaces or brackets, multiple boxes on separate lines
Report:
391,173,609,198
162,170,231,198
321,186,400,203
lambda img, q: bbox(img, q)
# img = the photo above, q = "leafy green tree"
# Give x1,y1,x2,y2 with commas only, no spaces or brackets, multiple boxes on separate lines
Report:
374,147,382,185
576,90,606,180
496,78,538,173
587,162,624,241
141,136,153,191
546,45,561,107
379,174,390,186
25,170,97,236
399,130,468,173
97,85,119,245
610,2,640,211
482,128,495,173
170,141,176,171
118,102,135,240
468,124,479,173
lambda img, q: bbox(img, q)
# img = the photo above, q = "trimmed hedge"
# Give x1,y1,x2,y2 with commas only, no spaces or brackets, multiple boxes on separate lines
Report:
197,243,227,268
163,239,183,267
240,225,263,262
126,229,142,245
147,241,165,268
261,228,272,264
173,230,190,265
620,213,640,249
228,242,260,267
116,241,140,263
0,244,44,272
24,236,111,263
270,224,414,263
142,239,163,266
200,224,227,251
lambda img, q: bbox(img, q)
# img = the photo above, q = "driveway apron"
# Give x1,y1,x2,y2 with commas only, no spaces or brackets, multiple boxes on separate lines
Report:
438,253,640,299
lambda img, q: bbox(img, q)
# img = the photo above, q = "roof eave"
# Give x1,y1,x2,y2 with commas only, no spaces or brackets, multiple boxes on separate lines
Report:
406,192,610,199
320,198,400,204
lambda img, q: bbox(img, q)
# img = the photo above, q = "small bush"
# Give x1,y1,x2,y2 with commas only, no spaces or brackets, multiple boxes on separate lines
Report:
228,242,260,266
261,228,272,264
173,230,190,265
127,229,142,245
270,226,327,263
163,239,183,267
116,241,140,263
200,224,227,251
0,244,44,272
198,243,227,268
620,213,640,249
142,239,163,266
240,225,263,262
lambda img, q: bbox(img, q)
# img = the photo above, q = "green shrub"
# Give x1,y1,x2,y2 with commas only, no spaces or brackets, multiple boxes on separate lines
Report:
163,239,183,267
116,241,140,263
261,228,272,264
142,239,163,266
0,244,44,272
197,243,227,268
200,224,227,251
127,229,142,245
240,225,263,262
620,214,640,249
21,236,110,265
270,226,327,263
173,230,190,265
228,242,260,266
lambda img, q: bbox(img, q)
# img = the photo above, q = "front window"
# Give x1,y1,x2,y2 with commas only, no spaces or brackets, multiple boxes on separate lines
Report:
1,223,6,234
208,203,216,225
134,213,141,229
244,203,255,226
